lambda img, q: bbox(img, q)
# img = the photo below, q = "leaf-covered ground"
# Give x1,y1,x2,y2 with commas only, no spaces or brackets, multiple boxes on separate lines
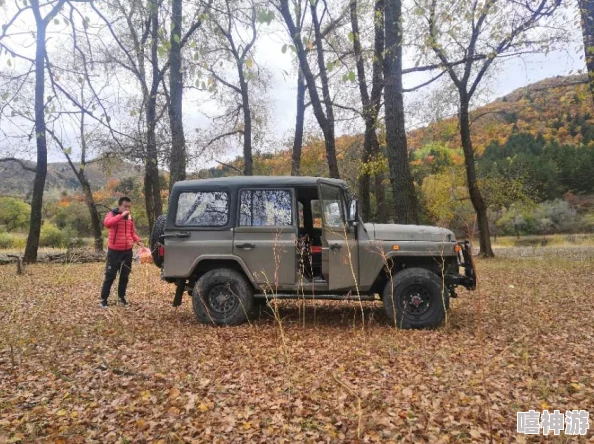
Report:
1,250,593,443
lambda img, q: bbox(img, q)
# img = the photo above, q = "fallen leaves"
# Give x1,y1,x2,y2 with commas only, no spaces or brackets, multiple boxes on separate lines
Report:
1,253,594,442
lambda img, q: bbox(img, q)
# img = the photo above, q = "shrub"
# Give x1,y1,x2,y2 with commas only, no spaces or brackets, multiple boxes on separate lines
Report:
532,200,578,234
54,201,92,236
497,200,589,236
12,235,27,249
0,197,30,232
579,213,594,233
0,232,15,249
40,223,68,248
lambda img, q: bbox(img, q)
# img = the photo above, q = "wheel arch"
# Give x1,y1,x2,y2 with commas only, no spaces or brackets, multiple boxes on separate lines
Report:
368,254,457,295
188,256,257,289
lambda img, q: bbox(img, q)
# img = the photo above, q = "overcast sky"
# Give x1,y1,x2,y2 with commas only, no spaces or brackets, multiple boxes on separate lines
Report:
0,1,586,168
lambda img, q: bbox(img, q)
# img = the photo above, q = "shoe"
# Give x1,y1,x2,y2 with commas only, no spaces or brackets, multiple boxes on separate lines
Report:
118,297,129,306
100,300,108,308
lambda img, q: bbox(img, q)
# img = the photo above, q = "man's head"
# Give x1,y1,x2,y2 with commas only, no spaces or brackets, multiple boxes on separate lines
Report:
118,196,132,213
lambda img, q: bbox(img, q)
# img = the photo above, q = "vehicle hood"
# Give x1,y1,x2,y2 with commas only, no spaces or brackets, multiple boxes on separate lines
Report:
364,223,455,242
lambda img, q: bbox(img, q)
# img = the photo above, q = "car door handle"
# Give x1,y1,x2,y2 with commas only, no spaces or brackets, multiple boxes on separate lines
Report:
330,243,342,251
163,231,191,239
236,243,256,250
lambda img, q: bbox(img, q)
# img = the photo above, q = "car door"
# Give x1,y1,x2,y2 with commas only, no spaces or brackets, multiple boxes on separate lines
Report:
233,188,297,289
318,180,358,291
164,189,233,278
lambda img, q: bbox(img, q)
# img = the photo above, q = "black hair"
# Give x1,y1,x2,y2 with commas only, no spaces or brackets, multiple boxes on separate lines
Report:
118,196,132,206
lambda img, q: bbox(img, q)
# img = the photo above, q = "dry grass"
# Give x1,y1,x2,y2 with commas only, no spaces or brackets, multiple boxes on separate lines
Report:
1,249,593,443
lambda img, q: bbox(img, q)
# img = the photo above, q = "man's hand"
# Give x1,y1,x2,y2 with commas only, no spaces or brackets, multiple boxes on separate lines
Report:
136,240,144,247
121,211,131,218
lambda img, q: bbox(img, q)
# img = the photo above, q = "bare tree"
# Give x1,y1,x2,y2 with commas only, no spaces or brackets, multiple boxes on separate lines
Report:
349,0,387,222
169,0,209,189
92,0,205,228
417,0,563,256
0,0,68,263
276,0,348,178
168,0,188,189
201,0,259,175
384,0,419,224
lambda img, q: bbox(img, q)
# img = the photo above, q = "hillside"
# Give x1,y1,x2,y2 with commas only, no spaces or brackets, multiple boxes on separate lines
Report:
2,75,592,198
0,159,143,198
407,74,594,151
197,74,594,178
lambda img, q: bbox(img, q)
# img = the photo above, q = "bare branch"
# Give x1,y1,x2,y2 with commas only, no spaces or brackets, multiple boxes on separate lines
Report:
202,130,244,150
403,70,447,92
215,159,242,174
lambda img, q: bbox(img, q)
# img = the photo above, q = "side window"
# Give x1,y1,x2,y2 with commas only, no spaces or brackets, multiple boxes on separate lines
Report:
176,191,229,226
298,202,304,229
319,184,345,228
239,189,293,226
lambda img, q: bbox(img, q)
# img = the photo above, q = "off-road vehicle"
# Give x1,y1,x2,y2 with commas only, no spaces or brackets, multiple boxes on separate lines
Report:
151,176,475,328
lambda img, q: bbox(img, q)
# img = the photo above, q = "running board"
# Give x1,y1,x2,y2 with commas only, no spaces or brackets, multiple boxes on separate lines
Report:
254,293,378,301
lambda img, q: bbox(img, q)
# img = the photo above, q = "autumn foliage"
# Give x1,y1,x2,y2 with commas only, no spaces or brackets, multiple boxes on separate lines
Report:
1,250,594,442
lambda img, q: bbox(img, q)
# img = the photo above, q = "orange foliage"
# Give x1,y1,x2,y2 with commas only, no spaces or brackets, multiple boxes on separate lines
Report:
408,75,594,152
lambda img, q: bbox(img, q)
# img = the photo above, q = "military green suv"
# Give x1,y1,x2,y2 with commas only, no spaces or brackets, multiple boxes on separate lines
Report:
151,176,475,328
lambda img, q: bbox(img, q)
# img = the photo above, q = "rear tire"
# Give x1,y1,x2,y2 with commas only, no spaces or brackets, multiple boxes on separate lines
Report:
192,269,253,326
383,268,449,329
150,214,167,268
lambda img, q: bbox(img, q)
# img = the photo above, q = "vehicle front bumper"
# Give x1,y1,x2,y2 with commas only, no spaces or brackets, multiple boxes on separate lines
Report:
445,240,476,290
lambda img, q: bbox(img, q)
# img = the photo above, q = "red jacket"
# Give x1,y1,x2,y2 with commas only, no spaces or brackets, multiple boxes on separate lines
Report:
104,211,141,251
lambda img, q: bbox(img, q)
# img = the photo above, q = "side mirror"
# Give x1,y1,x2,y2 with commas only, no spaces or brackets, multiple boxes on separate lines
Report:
348,199,358,224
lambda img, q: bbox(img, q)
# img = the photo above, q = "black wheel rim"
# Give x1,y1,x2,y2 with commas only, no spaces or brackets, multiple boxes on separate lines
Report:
400,284,433,316
207,284,239,314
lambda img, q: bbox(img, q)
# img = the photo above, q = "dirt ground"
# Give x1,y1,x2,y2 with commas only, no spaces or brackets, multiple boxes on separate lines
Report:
1,249,593,443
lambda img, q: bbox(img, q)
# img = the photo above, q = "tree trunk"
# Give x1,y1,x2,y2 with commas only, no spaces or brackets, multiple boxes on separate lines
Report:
459,96,494,257
168,0,186,191
291,70,305,176
579,0,594,106
237,68,253,176
24,17,48,264
310,1,339,179
383,0,418,224
80,176,103,252
145,104,162,230
359,130,372,221
350,0,371,220
371,0,387,223
350,0,386,222
278,0,339,178
145,2,163,231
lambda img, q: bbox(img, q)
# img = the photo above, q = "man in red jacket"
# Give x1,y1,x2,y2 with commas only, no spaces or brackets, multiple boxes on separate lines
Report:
100,196,144,308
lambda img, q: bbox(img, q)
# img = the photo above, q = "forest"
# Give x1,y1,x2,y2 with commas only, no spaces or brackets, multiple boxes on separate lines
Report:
1,0,594,260
3,1,594,442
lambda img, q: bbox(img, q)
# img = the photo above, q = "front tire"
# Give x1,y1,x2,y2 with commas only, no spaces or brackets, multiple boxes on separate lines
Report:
383,268,449,329
192,269,253,326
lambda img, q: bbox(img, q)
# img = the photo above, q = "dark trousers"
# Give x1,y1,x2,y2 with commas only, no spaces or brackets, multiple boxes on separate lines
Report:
101,249,133,301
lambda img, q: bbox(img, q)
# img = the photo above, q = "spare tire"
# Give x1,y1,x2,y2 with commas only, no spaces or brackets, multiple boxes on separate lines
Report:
150,214,167,268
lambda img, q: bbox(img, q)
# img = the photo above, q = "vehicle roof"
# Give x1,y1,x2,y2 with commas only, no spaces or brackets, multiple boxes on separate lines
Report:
172,176,348,190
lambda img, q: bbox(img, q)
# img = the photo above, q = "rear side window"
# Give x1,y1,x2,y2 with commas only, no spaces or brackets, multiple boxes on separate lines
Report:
176,191,229,226
239,189,292,226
